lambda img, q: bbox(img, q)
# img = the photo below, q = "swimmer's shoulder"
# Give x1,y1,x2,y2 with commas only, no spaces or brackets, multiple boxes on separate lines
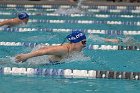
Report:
46,44,69,54
1,18,16,26
61,43,71,49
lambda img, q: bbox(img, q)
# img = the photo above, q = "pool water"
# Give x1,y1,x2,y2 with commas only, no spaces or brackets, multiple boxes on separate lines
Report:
0,4,140,93
1,75,140,93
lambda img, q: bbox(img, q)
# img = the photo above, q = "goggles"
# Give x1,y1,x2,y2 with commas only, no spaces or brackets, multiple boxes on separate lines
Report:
81,40,86,45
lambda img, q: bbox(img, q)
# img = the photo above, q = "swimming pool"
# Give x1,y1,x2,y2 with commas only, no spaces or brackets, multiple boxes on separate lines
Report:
0,2,140,93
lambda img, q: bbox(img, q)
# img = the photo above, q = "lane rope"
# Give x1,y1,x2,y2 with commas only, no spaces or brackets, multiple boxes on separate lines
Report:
0,19,140,26
1,67,140,80
0,41,139,51
1,27,140,35
0,12,140,18
0,4,140,10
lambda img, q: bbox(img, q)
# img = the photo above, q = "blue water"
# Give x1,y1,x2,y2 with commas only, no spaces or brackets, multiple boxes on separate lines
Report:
0,4,140,93
1,75,140,93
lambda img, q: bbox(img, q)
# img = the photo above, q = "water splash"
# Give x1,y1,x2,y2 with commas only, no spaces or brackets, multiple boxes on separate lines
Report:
0,56,24,67
77,0,84,9
87,34,105,44
121,36,135,45
27,55,50,66
61,51,91,63
54,0,85,14
54,8,83,15
26,45,50,65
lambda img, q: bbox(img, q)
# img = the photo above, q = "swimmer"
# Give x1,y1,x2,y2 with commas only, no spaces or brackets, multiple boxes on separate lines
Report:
104,38,119,43
89,34,140,46
88,34,119,43
0,12,29,28
15,30,87,63
103,36,137,45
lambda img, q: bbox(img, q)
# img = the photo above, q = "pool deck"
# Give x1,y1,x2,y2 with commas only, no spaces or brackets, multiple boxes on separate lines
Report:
0,0,140,6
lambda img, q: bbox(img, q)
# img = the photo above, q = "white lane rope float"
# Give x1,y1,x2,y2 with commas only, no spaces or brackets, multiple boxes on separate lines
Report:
1,67,140,80
0,41,139,51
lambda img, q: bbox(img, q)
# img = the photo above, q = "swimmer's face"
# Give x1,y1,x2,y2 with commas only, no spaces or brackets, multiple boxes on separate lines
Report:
22,18,29,24
81,39,86,47
72,39,86,51
76,39,86,51
80,39,87,48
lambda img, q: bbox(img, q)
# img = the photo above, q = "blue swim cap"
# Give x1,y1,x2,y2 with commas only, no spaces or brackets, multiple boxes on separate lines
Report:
18,12,29,20
66,30,86,43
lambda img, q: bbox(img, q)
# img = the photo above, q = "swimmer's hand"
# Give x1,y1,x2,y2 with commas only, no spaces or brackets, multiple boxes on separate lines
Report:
15,54,28,63
104,38,119,43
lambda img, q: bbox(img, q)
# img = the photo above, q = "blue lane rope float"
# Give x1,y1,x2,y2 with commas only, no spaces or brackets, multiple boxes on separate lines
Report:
1,67,140,80
1,27,140,35
0,41,139,51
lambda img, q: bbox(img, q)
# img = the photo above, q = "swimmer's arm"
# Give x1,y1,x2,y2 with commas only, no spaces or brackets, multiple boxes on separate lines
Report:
103,38,119,43
31,46,67,56
0,20,11,27
15,46,67,62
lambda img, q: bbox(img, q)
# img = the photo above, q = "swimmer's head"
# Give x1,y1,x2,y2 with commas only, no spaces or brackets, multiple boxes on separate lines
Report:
66,30,86,43
18,12,29,20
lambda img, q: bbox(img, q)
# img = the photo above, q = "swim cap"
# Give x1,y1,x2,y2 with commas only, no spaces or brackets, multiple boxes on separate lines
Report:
18,12,29,20
66,30,86,43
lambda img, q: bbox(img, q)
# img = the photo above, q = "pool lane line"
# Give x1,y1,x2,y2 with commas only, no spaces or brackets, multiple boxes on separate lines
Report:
1,12,140,18
1,27,140,35
1,67,140,80
0,41,139,51
0,4,140,10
